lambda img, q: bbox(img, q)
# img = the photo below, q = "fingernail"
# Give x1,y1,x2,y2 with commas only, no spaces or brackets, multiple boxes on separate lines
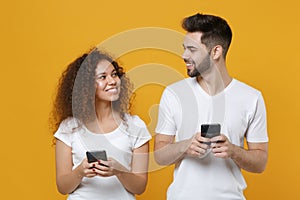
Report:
93,164,95,167
98,160,101,164
92,168,95,172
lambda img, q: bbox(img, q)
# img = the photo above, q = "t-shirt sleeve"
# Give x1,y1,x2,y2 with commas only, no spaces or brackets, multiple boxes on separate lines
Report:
54,118,77,147
155,88,177,135
246,93,269,143
128,115,152,149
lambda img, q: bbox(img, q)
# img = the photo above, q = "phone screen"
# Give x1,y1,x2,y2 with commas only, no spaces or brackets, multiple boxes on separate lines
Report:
86,150,107,163
201,124,221,138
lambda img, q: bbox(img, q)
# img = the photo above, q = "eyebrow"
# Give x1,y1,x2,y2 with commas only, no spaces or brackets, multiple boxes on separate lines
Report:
182,44,198,49
95,69,117,76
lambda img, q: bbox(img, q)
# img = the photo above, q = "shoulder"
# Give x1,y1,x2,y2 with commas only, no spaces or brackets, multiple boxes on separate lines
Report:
57,117,81,133
166,77,195,91
230,79,262,98
161,77,196,99
54,117,81,146
124,114,147,128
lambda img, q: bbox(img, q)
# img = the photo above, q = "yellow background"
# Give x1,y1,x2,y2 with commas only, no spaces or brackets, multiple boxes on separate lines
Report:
1,0,299,199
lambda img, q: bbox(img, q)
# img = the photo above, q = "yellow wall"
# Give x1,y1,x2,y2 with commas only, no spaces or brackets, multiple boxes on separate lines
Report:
1,0,299,199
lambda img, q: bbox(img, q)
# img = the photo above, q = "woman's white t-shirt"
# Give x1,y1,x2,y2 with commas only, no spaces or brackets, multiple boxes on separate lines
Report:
54,114,151,200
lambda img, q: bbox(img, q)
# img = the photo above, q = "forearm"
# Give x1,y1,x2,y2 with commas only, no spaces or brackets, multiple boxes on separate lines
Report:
116,172,147,195
154,138,191,166
231,144,268,173
56,166,83,195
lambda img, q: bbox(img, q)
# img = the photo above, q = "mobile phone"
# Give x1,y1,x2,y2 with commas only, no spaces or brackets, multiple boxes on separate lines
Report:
86,150,107,163
201,124,221,145
201,124,221,138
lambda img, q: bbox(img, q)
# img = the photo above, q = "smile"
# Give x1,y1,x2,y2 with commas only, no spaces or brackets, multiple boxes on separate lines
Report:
105,88,118,93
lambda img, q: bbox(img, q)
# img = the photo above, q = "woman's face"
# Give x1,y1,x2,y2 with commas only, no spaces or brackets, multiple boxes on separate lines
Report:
95,59,121,102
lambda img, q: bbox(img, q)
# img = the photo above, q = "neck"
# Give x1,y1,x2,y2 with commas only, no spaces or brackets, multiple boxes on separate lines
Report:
85,101,121,134
197,63,232,95
95,100,118,121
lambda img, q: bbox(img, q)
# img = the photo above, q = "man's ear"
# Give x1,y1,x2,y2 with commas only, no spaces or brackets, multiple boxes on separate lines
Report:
211,45,223,60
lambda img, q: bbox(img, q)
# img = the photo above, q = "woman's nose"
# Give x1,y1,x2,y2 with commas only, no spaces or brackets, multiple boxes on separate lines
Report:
107,75,117,85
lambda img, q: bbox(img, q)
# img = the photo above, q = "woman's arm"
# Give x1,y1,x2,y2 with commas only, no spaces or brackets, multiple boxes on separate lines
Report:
55,139,96,194
94,142,150,195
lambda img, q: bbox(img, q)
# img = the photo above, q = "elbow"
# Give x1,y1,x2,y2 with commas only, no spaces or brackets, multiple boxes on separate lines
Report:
154,151,168,166
154,152,163,165
257,153,268,173
56,185,69,195
254,162,268,173
135,186,146,195
132,180,147,195
251,155,268,173
56,180,71,195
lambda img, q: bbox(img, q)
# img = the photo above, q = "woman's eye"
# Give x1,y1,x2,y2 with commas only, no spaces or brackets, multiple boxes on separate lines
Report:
97,76,106,80
111,72,118,77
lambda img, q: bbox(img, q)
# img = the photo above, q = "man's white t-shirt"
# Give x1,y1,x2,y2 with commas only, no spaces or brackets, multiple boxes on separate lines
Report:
155,78,268,200
55,114,151,200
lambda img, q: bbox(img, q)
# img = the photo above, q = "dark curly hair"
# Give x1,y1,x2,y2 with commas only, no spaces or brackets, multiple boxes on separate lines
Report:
182,13,232,58
49,48,133,135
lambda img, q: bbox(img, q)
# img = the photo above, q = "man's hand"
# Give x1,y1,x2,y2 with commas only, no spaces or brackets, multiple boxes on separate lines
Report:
185,132,211,157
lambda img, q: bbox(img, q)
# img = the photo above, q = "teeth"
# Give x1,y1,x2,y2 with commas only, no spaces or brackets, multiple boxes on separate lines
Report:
186,63,192,66
106,88,117,92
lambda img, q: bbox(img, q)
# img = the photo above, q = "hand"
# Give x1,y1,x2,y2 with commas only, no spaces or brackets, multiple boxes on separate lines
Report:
76,158,98,178
210,134,235,158
92,158,129,177
185,132,211,158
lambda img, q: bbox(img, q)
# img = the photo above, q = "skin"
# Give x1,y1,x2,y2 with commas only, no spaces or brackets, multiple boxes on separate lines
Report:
56,60,149,195
154,32,268,173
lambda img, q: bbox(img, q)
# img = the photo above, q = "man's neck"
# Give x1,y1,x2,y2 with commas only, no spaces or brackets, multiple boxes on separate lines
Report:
196,66,232,96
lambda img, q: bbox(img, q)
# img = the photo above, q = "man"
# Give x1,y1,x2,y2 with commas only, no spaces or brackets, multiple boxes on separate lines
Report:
154,13,268,200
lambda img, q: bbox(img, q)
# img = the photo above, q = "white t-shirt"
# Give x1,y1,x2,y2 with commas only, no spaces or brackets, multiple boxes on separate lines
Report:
54,114,151,200
155,78,268,200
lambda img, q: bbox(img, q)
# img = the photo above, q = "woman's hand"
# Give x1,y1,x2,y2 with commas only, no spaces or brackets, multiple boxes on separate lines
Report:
92,158,129,177
75,158,98,178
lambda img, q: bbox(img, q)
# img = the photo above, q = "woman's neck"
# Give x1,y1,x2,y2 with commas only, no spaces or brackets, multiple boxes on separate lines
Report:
86,101,121,134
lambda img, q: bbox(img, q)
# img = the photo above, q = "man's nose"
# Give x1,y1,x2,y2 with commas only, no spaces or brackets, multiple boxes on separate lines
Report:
182,49,190,60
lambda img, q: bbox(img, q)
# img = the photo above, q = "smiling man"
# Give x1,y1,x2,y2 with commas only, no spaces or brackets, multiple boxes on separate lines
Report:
154,13,269,200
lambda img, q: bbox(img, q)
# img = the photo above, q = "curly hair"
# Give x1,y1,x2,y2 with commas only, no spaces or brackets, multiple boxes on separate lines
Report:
49,48,133,135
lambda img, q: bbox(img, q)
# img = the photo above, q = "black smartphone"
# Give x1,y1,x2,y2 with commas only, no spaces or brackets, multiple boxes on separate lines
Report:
86,150,107,163
201,124,221,145
201,124,221,138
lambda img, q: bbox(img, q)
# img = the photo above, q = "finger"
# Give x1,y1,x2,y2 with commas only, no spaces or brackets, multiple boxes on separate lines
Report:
213,152,228,158
212,146,227,153
95,168,113,177
210,135,226,143
98,160,110,168
195,135,210,143
197,147,207,155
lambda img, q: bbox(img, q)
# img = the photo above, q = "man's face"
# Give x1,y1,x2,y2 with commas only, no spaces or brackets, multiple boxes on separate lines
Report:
182,32,211,77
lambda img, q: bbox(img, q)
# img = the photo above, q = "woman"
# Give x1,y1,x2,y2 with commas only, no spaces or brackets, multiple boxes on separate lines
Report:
50,48,151,199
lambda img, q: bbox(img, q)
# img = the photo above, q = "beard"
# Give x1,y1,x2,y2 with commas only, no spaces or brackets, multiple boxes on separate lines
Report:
187,54,211,78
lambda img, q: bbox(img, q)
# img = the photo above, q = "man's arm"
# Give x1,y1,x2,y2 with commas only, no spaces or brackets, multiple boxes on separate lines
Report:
211,135,268,173
154,133,210,166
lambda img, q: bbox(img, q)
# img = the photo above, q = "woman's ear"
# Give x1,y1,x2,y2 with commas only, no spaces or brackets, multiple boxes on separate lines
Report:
211,45,223,60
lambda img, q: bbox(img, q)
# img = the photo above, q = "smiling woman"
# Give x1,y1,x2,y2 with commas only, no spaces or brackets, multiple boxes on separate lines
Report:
49,48,152,200
95,59,121,103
